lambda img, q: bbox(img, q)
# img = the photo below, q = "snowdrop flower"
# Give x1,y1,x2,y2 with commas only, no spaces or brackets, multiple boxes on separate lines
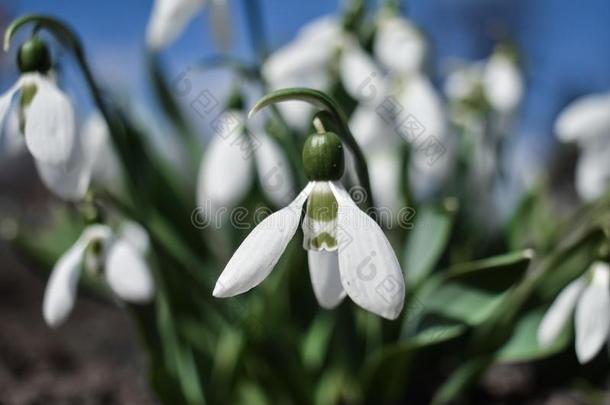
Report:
373,15,426,75
0,36,76,167
538,261,610,364
445,46,523,117
197,110,294,216
555,92,610,200
482,49,523,114
262,16,344,129
339,16,451,202
146,0,231,50
84,113,123,195
43,221,154,327
35,113,119,201
346,56,451,201
213,121,405,319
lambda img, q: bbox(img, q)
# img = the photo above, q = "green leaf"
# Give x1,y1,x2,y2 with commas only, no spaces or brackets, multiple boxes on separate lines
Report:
424,283,507,326
10,206,83,268
361,320,466,402
301,314,335,371
431,356,493,405
210,328,243,387
403,202,454,284
238,382,269,405
496,307,572,363
419,250,533,326
507,187,556,251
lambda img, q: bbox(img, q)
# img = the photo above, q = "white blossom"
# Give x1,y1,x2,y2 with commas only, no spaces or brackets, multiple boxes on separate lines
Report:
43,221,154,327
146,0,231,50
212,181,405,320
538,262,610,363
555,92,610,200
196,110,295,217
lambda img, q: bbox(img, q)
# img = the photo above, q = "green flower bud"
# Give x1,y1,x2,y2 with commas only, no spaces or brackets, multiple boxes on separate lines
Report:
17,36,51,74
302,130,344,181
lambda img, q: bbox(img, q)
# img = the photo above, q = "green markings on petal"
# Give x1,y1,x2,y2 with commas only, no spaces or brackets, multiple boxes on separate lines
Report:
19,82,38,134
303,182,339,251
20,82,38,108
310,233,337,250
306,185,338,221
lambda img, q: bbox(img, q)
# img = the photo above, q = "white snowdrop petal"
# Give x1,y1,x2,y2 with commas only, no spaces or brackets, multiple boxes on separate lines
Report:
575,146,610,201
105,239,155,303
443,64,483,101
307,250,345,309
408,137,455,202
555,93,610,144
42,239,87,327
348,105,398,152
254,132,295,207
197,111,252,211
0,81,21,131
398,73,447,142
36,112,110,201
262,16,339,86
262,40,329,85
575,263,610,363
261,16,339,131
537,277,586,347
42,225,112,327
340,40,386,106
368,152,401,224
83,113,122,193
213,182,314,297
35,154,92,201
146,0,204,49
374,17,425,74
329,182,405,320
0,105,25,157
24,76,75,165
483,54,523,113
119,221,150,254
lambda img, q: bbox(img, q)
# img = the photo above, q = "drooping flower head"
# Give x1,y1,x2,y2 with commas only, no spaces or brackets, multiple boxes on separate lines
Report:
213,114,405,319
0,36,76,167
43,219,155,327
146,0,232,50
538,261,610,363
555,92,610,201
196,92,295,220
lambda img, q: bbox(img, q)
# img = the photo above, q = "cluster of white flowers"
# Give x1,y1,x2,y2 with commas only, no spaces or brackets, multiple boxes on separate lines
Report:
3,0,607,330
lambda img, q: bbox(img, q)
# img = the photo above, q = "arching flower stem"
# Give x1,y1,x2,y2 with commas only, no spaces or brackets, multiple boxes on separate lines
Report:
249,87,377,216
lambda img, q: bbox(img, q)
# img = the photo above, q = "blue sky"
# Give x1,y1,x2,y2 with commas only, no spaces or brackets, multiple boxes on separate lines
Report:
1,0,609,151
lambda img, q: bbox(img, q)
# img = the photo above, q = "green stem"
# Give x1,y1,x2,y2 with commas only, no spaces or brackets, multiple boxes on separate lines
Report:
250,87,376,214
